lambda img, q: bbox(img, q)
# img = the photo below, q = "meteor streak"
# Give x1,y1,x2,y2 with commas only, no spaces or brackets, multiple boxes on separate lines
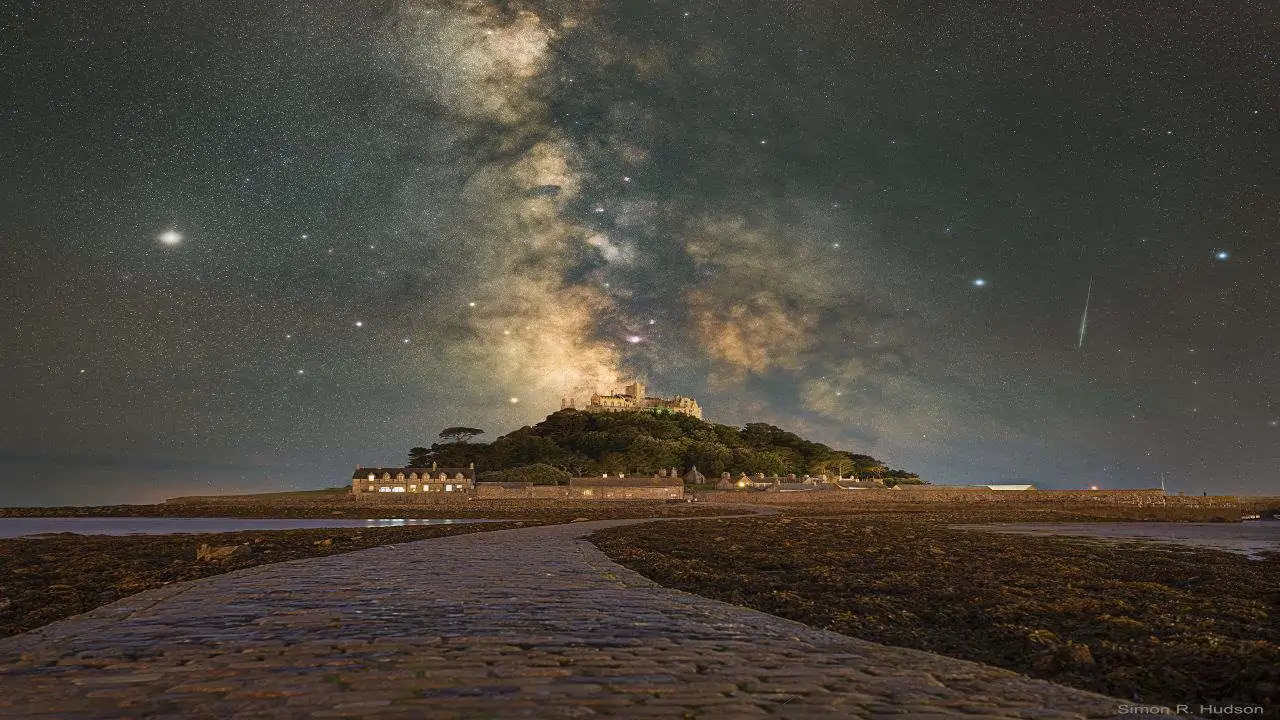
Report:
1076,277,1093,350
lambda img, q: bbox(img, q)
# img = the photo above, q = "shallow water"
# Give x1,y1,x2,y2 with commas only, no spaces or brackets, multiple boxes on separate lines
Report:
951,521,1280,559
0,517,498,538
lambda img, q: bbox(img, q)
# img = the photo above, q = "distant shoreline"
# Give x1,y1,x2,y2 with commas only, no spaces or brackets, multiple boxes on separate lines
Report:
5,493,1277,523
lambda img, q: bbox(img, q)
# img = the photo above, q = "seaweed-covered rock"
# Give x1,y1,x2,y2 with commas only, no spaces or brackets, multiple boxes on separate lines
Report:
196,543,250,563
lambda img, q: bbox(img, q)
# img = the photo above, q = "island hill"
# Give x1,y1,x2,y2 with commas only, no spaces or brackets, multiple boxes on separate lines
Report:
353,406,922,500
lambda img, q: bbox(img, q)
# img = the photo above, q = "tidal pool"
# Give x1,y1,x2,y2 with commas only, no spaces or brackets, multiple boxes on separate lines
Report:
951,521,1280,559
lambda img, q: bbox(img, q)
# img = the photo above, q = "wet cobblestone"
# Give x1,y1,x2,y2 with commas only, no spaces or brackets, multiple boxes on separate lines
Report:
0,519,1130,718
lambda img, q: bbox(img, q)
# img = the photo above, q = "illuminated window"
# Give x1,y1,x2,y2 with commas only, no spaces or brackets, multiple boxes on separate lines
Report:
409,485,417,491
391,486,405,493
368,474,376,481
379,486,392,492
445,484,453,492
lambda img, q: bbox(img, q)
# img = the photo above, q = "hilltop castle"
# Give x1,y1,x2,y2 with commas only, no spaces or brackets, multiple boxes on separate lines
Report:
561,379,703,419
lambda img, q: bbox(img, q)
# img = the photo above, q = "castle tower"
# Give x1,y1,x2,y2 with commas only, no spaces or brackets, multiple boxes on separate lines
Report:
624,379,645,399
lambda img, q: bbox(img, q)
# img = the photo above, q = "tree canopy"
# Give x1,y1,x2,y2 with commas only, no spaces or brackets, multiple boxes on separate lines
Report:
406,410,918,483
438,426,485,443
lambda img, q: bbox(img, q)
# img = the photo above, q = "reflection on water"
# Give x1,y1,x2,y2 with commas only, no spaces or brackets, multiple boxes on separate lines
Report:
0,517,498,538
952,522,1280,559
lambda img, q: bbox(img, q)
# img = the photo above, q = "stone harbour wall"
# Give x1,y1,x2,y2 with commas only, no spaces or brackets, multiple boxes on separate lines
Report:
696,488,1243,520
474,484,683,501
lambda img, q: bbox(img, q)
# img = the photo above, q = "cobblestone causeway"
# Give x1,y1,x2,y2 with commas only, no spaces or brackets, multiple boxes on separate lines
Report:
0,519,1133,719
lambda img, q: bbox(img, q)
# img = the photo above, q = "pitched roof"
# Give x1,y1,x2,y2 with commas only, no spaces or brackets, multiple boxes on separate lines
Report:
568,476,683,488
353,467,475,480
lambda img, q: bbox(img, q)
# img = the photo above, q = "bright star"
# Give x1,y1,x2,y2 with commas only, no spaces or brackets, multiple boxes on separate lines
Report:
402,338,410,344
1214,250,1229,260
508,397,519,404
296,369,305,375
468,302,477,308
158,230,182,246
354,321,363,327
972,278,987,287
626,335,643,344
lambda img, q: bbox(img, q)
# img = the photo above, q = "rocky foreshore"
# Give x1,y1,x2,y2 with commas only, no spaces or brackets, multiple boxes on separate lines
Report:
591,506,1279,713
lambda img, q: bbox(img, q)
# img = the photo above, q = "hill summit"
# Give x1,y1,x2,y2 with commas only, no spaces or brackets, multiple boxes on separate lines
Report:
408,409,920,485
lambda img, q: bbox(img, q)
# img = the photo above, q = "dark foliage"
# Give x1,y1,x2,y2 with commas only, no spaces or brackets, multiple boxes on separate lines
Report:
408,409,917,480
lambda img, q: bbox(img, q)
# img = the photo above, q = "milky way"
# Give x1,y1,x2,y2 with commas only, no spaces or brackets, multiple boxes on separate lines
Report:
2,0,1276,503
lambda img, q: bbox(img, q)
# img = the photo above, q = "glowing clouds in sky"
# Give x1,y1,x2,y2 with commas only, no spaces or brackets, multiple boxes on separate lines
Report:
158,230,182,246
682,217,831,376
689,289,816,375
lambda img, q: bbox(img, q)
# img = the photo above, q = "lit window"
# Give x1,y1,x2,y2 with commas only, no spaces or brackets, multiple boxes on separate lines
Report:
391,486,405,493
409,485,417,491
368,474,375,481
379,486,392,492
445,484,453,492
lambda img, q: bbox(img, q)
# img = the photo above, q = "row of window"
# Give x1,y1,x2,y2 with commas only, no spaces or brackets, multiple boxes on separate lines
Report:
376,484,462,492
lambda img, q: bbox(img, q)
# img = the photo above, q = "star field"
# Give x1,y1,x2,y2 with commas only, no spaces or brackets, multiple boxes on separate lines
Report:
1,0,1276,504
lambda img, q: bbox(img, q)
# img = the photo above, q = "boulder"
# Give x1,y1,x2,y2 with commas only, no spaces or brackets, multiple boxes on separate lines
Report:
196,543,251,563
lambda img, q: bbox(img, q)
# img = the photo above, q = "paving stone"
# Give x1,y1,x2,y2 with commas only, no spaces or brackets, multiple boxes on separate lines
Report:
0,518,1131,719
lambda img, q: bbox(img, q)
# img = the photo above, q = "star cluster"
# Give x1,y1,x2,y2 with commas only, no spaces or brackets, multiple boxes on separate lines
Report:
1,0,1276,504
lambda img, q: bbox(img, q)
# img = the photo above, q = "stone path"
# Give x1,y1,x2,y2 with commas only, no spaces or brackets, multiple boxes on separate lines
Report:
0,519,1132,719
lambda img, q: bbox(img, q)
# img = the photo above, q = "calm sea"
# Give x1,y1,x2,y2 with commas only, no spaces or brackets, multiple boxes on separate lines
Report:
952,522,1280,559
0,517,499,539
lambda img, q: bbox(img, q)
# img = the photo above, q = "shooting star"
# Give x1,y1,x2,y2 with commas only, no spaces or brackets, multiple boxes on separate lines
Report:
1076,277,1093,350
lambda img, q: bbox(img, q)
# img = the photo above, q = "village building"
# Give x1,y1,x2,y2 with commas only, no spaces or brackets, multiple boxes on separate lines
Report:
714,472,890,492
562,379,702,419
351,464,476,495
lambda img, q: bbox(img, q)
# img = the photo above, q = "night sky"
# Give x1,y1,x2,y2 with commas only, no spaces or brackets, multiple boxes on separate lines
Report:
3,1,1276,505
